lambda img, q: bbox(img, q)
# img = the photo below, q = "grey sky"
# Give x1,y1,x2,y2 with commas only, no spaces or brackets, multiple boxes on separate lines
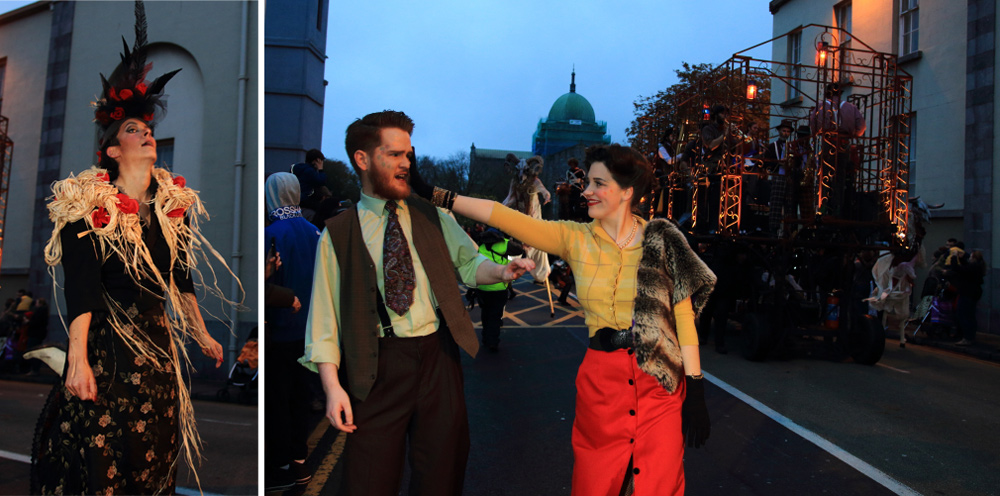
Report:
1,0,775,163
321,0,774,163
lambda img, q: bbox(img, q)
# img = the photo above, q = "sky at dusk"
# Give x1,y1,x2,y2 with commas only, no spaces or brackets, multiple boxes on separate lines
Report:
321,0,774,163
1,0,776,163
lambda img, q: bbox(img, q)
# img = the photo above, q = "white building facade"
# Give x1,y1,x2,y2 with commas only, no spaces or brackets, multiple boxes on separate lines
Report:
0,0,258,370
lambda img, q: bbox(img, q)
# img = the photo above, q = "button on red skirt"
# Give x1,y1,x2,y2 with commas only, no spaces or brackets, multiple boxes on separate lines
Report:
571,348,686,496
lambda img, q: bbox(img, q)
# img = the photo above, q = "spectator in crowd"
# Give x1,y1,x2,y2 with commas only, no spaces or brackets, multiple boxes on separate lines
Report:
264,172,321,491
946,249,986,346
291,148,331,216
23,298,49,375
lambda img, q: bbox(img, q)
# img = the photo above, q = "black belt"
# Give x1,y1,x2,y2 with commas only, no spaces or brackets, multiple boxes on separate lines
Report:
588,327,634,352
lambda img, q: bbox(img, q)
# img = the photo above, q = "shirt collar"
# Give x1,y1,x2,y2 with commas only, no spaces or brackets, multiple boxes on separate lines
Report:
359,192,408,217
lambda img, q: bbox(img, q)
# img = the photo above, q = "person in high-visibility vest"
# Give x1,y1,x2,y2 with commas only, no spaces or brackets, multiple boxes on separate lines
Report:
475,228,524,352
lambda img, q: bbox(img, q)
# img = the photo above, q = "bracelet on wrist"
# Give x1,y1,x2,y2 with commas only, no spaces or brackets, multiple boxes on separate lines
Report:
431,187,457,210
686,373,704,380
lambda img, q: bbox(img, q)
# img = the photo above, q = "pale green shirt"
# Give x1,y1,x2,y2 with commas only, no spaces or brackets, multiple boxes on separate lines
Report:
300,192,487,371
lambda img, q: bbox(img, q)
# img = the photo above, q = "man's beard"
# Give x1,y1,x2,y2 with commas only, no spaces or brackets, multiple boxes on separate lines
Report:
371,164,411,201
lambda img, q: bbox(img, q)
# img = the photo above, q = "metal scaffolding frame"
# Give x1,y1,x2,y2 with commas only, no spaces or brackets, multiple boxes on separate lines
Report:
662,25,912,247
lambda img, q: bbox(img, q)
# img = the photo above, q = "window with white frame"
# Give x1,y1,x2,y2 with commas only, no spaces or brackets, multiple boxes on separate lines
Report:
835,2,852,78
156,138,174,171
907,113,916,188
900,0,919,56
788,31,802,100
0,58,6,116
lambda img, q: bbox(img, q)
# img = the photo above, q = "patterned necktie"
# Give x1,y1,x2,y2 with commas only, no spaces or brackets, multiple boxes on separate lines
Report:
383,200,415,315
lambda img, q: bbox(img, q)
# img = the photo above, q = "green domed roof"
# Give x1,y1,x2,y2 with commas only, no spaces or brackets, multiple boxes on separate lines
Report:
547,91,596,123
546,70,596,123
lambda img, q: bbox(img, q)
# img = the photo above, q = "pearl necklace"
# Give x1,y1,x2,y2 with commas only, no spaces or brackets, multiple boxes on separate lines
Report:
616,217,638,249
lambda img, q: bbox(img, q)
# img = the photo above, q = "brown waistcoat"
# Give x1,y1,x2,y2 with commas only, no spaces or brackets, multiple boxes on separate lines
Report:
325,195,479,401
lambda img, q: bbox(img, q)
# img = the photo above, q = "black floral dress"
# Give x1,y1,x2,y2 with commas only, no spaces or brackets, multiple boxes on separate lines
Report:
31,213,194,495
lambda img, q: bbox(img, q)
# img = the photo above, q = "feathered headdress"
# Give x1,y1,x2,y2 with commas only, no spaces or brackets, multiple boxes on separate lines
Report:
93,0,180,144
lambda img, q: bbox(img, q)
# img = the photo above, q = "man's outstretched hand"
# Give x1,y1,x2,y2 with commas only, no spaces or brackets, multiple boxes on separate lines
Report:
501,258,535,283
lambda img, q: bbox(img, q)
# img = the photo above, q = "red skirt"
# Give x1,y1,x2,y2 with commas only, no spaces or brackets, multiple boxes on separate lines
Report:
571,348,685,496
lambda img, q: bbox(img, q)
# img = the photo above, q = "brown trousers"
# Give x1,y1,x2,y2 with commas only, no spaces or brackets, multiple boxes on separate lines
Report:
340,328,470,496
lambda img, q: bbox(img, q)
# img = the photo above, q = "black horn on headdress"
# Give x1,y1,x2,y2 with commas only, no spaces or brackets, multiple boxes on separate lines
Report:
93,0,181,144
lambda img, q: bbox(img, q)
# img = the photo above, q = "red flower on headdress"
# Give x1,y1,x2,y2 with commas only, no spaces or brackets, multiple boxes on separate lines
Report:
118,89,133,100
92,207,110,228
95,110,111,124
96,172,109,182
166,208,186,218
135,82,148,95
142,113,155,122
109,88,119,101
115,193,140,215
110,107,125,120
172,176,186,188
96,151,102,160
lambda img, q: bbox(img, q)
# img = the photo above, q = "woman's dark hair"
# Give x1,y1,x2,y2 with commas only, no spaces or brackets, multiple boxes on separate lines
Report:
583,144,653,208
97,118,132,182
99,139,122,182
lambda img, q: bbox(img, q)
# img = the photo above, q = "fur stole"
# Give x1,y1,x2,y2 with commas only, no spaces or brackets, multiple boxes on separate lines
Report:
633,219,716,393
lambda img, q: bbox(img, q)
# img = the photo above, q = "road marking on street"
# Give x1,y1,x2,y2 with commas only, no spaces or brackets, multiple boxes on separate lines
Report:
876,363,911,374
304,428,346,496
703,370,922,496
0,449,30,464
199,417,253,427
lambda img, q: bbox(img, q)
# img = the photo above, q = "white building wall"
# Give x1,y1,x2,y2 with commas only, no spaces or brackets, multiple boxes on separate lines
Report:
0,1,257,346
902,0,966,210
0,6,50,274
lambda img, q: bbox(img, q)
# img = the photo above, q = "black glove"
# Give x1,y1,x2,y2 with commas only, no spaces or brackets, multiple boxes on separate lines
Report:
681,374,710,448
407,148,434,200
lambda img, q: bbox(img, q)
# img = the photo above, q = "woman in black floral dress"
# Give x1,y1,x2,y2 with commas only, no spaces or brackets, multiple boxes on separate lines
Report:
30,3,227,494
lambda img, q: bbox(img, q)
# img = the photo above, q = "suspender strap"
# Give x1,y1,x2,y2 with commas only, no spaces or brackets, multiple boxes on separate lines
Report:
374,289,396,338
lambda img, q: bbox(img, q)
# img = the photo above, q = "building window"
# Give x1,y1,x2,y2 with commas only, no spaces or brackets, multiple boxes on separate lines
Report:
835,2,852,49
156,138,174,170
788,30,802,100
900,0,919,56
834,2,852,79
0,58,6,116
907,113,916,189
316,0,324,30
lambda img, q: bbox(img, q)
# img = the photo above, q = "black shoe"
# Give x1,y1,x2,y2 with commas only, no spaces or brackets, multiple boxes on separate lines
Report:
557,299,571,306
290,460,312,485
487,343,499,353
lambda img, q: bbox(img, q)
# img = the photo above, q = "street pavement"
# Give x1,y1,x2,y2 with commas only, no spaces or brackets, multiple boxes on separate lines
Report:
281,278,1000,495
0,378,258,495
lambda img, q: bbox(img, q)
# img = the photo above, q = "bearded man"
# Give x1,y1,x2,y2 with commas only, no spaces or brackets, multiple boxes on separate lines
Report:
300,110,533,496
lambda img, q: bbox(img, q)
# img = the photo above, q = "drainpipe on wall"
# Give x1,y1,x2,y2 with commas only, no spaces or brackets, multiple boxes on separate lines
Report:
227,0,250,366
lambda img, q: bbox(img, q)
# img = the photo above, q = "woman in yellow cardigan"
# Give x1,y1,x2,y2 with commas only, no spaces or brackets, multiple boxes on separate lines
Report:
412,144,715,495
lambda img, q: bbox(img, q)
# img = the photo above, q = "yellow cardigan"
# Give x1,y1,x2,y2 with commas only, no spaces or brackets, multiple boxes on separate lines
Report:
489,203,698,345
